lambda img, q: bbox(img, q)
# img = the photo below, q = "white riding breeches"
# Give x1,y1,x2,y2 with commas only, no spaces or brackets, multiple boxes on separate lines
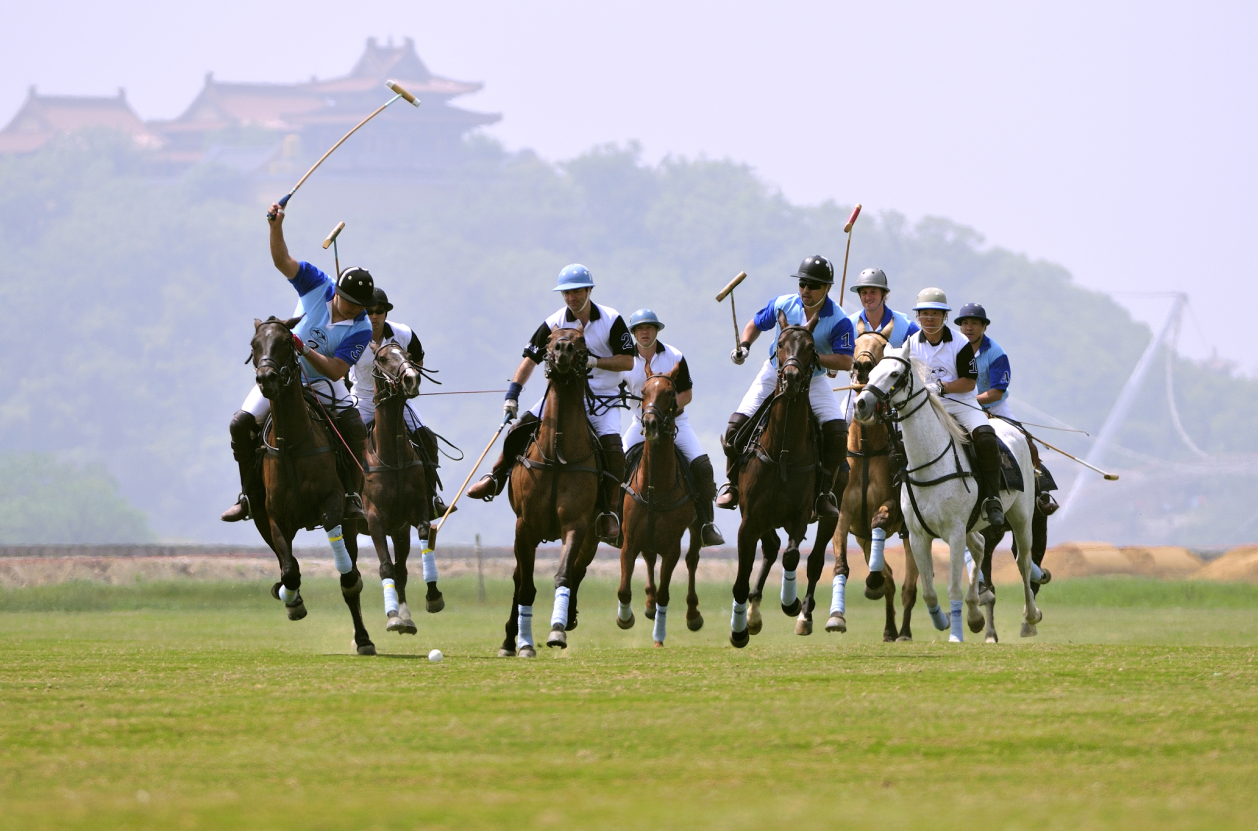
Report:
622,414,705,462
362,404,424,432
983,395,1014,421
241,378,352,424
528,395,622,437
939,393,989,434
735,360,842,423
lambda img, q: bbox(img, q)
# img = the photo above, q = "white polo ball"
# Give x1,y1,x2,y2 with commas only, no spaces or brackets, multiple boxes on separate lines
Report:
428,649,443,663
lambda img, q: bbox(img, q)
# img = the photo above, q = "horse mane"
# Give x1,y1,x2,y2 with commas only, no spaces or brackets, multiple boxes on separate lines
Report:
910,357,970,445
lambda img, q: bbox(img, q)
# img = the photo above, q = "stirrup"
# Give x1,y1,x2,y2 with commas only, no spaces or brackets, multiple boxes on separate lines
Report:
700,522,725,547
982,497,1006,527
814,491,840,518
344,493,366,520
221,493,251,522
715,483,739,510
596,512,622,546
466,474,500,502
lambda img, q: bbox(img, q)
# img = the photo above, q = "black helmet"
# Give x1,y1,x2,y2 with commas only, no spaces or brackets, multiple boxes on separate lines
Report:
369,287,394,312
336,266,375,307
791,255,834,285
955,302,989,324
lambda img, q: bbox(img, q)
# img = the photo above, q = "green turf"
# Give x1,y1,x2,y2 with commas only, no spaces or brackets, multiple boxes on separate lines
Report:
1,575,1256,830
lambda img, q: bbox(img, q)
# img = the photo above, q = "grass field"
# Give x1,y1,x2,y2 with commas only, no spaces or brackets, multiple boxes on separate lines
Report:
2,574,1257,830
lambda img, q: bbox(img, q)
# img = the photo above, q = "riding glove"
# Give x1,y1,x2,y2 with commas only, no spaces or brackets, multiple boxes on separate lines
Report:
504,399,519,420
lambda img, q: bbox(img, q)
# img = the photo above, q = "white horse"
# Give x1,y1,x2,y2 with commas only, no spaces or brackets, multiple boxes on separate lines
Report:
852,347,1041,641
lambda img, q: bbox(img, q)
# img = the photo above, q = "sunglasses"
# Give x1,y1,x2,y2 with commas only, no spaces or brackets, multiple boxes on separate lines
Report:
799,280,827,290
367,308,388,315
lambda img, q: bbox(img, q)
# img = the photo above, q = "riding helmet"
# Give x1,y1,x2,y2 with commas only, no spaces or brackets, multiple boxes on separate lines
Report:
912,287,951,312
791,255,835,285
954,302,989,324
628,309,665,331
553,263,595,292
851,267,890,294
336,266,375,308
369,287,394,313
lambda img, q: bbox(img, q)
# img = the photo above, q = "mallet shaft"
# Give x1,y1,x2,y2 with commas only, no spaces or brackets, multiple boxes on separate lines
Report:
428,414,512,550
1031,435,1120,481
839,203,861,297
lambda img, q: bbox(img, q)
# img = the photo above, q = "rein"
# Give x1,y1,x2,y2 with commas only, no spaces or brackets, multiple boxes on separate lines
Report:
623,376,692,552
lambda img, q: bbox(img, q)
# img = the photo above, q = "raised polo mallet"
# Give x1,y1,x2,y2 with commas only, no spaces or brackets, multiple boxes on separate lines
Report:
322,221,345,277
716,271,748,351
838,203,862,296
267,81,420,220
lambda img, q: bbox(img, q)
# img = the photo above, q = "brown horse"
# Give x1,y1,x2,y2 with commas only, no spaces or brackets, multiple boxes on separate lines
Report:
615,365,704,645
248,318,374,655
362,342,443,637
830,318,920,642
729,311,823,648
499,325,603,657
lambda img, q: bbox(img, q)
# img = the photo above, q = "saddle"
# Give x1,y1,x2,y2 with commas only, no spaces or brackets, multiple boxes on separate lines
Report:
623,442,697,512
725,392,823,475
961,434,1026,497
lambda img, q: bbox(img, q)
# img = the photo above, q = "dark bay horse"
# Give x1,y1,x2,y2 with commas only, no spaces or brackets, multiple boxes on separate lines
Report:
729,311,824,648
616,365,703,646
830,317,920,642
500,325,602,657
362,342,443,637
248,318,374,655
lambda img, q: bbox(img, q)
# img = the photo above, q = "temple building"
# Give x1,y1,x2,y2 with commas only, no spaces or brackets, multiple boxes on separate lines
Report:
0,88,162,154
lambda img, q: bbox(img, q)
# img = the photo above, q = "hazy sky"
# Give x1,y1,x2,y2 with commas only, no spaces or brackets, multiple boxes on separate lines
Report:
4,1,1255,372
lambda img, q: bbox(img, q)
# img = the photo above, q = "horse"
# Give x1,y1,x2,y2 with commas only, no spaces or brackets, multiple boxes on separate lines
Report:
615,364,704,646
853,347,1041,641
247,317,375,655
971,490,1055,643
499,325,604,657
729,310,825,648
829,317,921,642
362,341,445,637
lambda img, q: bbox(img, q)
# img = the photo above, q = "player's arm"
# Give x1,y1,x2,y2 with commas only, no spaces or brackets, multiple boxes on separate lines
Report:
942,344,978,394
595,315,635,373
303,351,351,382
675,357,694,413
267,203,300,280
978,352,1009,405
817,317,854,372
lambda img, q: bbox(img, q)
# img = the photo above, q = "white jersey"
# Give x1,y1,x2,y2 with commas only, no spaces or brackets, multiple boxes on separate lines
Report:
349,321,425,425
621,341,704,462
905,326,979,399
523,302,635,395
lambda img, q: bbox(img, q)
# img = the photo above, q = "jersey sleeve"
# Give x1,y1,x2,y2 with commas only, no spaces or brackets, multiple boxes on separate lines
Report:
334,328,371,366
988,353,1011,391
522,322,552,363
675,357,693,393
406,334,425,364
904,318,921,339
608,315,635,357
291,261,331,297
830,316,856,356
752,299,779,332
956,343,979,381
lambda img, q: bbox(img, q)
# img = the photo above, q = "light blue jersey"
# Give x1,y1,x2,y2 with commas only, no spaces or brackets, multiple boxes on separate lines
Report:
848,305,919,347
289,262,371,385
752,294,855,378
974,334,1013,418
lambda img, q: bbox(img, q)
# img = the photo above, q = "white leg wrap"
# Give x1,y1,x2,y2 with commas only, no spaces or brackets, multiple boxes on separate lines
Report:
731,600,748,633
421,550,438,584
965,547,975,582
617,600,633,622
517,606,534,648
950,600,964,642
652,605,668,643
1030,561,1043,582
382,578,399,616
869,527,886,572
830,574,847,615
327,526,353,574
781,569,797,606
278,584,300,603
551,586,571,629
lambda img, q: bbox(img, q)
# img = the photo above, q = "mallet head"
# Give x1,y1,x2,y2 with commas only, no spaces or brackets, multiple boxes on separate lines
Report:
386,80,421,107
322,221,345,250
716,271,747,302
844,203,863,234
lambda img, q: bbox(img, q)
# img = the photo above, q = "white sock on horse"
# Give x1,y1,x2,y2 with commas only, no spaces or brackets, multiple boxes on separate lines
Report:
928,602,948,630
327,526,353,574
421,550,438,583
278,584,300,603
781,569,797,606
731,600,748,633
517,606,534,648
964,548,974,581
551,586,571,629
869,527,886,572
830,573,847,615
381,578,399,615
617,600,633,622
652,605,667,643
950,599,964,642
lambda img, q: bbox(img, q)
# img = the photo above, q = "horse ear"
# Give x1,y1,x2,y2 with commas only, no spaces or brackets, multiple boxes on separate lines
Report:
856,317,867,335
805,312,820,332
644,360,654,378
881,317,895,338
576,320,585,336
253,318,263,330
777,309,788,330
668,364,680,380
284,315,304,329
550,324,558,334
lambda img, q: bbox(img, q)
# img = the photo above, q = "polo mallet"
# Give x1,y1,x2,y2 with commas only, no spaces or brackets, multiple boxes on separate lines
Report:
322,221,345,277
716,271,748,351
426,412,513,551
838,203,862,296
267,81,420,219
1030,434,1120,481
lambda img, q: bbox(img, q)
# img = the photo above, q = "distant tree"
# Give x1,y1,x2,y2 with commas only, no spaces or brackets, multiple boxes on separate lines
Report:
0,453,154,544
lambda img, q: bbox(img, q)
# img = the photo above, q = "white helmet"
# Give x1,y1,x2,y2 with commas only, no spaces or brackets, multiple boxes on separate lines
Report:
912,287,951,312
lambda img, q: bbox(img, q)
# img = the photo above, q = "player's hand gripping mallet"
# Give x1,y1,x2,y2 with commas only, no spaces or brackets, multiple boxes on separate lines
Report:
426,412,513,551
322,221,345,277
838,203,862,296
716,271,748,351
268,81,420,220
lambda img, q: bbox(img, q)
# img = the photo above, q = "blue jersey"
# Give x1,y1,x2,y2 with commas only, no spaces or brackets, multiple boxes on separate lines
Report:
753,294,855,377
289,262,371,384
848,305,919,347
974,334,1011,399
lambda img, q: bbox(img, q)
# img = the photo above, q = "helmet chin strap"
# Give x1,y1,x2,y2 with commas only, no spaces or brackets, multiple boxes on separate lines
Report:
803,291,828,311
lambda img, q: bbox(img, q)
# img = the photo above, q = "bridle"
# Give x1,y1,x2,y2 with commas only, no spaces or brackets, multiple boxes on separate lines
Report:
543,331,590,381
861,354,931,422
774,325,818,398
372,342,420,402
640,373,678,440
852,329,890,379
251,319,299,389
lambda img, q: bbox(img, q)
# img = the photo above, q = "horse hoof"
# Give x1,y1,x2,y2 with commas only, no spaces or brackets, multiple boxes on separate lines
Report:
546,627,567,649
948,635,962,643
356,642,377,656
1020,623,1037,638
967,611,986,634
729,628,749,649
616,613,636,630
979,589,995,605
399,618,417,635
781,598,802,617
686,613,704,632
518,646,536,658
794,617,813,636
747,599,763,635
1029,608,1043,625
896,635,913,643
565,612,578,632
386,614,406,633
644,604,656,621
425,594,445,614
825,613,847,633
498,647,515,658
286,601,307,621
986,635,999,644
864,572,885,599
653,641,664,648
1038,568,1052,585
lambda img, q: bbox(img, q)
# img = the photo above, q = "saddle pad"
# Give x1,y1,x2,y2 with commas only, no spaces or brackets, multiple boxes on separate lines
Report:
624,442,697,499
961,435,1024,493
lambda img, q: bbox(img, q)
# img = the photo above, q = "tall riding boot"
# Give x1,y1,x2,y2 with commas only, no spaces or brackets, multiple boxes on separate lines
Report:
715,413,749,509
415,425,453,517
689,454,725,546
335,407,369,521
221,410,260,522
467,413,540,501
815,419,847,518
596,434,626,546
971,425,1007,528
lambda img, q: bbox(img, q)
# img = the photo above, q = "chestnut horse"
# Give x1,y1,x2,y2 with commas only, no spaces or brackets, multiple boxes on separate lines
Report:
830,317,920,642
615,365,704,646
499,326,603,657
729,311,823,648
248,318,374,655
362,342,444,637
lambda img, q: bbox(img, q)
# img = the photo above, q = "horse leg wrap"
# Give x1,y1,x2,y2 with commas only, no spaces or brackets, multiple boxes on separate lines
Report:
278,584,300,604
964,547,975,582
551,586,571,630
652,605,668,643
1030,561,1043,582
869,527,887,572
382,578,399,616
421,550,438,584
830,574,847,616
327,526,353,574
517,606,534,649
781,570,798,606
928,603,949,630
617,600,633,622
950,600,964,642
731,600,748,633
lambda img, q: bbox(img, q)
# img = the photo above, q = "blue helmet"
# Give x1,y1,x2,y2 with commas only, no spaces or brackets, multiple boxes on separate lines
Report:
628,308,665,331
955,302,989,324
553,263,595,292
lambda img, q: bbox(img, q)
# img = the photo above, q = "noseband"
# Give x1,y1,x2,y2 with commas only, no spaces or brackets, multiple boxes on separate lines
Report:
373,342,420,401
544,333,590,380
253,319,299,388
775,326,818,397
862,354,930,421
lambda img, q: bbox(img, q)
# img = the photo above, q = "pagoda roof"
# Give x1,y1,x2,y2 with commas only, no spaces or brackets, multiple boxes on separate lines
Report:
0,87,161,153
